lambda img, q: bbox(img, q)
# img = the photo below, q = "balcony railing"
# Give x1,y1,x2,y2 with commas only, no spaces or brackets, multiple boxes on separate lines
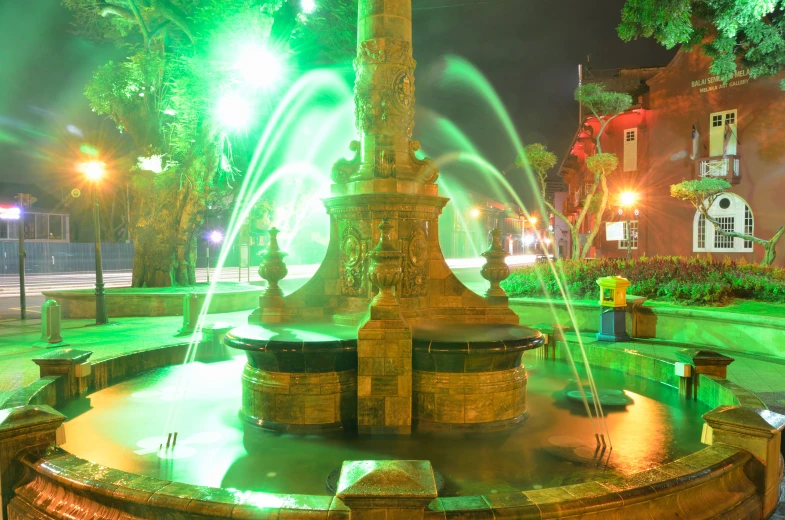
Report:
696,155,741,184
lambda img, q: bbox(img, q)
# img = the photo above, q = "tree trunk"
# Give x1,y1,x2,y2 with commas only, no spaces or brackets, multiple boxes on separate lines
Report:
130,169,204,287
581,174,610,259
762,227,785,266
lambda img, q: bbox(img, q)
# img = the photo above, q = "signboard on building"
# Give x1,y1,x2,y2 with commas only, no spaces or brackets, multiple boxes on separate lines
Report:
0,206,21,220
606,221,625,241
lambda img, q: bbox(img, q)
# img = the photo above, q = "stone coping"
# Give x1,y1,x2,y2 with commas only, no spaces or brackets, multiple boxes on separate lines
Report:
511,297,785,330
12,443,758,519
42,285,262,318
225,324,358,353
411,324,544,354
43,282,261,295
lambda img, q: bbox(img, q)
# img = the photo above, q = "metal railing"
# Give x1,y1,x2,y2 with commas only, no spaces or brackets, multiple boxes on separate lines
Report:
696,155,741,184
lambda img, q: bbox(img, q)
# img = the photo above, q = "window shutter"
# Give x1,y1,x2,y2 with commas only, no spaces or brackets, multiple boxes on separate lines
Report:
623,128,637,172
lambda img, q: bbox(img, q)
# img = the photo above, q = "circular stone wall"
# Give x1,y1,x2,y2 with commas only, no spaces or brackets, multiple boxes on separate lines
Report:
225,324,358,433
411,323,543,433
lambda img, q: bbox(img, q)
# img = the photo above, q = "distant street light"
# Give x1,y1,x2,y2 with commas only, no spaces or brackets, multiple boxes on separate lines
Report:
81,160,108,325
206,229,224,283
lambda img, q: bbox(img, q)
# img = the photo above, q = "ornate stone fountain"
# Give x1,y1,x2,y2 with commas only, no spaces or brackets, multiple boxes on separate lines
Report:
229,0,543,435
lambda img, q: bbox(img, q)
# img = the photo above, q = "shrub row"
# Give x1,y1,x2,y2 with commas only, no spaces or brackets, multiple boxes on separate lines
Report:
500,256,785,305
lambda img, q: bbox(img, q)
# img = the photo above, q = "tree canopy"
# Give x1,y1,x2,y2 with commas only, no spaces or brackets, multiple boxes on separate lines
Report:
63,0,356,286
618,0,785,89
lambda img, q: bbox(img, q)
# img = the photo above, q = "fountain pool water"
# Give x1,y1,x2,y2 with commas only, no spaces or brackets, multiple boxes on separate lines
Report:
58,355,709,497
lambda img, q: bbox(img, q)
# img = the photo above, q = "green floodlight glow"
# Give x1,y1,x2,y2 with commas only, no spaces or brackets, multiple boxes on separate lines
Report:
79,144,99,156
234,43,283,89
215,92,252,131
301,0,316,14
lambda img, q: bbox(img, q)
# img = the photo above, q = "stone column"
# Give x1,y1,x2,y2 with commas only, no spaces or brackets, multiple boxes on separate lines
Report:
332,0,437,185
31,349,92,400
702,406,785,518
357,220,413,434
336,460,438,520
0,405,66,520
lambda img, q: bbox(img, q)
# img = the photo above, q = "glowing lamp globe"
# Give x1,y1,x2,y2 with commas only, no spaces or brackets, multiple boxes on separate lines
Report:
621,191,637,207
235,44,283,88
81,161,106,181
215,93,252,131
209,230,224,244
301,0,316,14
471,208,480,217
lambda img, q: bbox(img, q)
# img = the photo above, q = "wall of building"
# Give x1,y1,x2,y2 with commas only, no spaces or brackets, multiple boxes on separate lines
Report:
582,51,785,266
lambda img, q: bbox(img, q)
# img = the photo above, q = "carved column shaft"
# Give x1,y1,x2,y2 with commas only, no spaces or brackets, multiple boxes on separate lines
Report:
354,0,415,180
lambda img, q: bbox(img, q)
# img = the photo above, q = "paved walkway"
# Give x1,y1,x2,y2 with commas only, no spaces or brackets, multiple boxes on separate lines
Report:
0,309,251,406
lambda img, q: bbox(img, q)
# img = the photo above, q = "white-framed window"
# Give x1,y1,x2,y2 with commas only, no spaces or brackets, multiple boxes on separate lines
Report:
619,220,638,250
623,128,637,172
709,109,737,156
693,193,753,252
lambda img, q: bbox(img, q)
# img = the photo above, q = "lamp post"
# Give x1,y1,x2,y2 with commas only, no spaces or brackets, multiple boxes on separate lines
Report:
620,191,638,261
81,161,108,325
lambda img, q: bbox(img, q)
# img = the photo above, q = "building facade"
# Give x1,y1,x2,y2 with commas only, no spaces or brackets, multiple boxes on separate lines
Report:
559,51,785,266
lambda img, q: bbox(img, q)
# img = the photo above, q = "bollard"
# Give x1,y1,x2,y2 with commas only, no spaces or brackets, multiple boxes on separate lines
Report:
179,292,200,334
40,299,63,344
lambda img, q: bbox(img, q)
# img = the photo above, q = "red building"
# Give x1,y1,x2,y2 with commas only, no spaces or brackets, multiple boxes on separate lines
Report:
558,50,785,266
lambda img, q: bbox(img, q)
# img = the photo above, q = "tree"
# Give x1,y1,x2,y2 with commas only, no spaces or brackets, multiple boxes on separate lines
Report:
64,0,355,287
671,178,785,265
573,84,631,259
518,85,631,259
618,0,785,90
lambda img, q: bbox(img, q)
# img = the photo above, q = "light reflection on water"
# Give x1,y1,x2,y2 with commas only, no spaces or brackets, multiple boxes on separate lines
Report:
59,358,709,496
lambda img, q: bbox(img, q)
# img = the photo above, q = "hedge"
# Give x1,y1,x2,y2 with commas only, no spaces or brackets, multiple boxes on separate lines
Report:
500,256,785,305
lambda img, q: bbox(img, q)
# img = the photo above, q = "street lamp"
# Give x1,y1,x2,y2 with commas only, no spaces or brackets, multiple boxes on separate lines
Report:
79,160,108,325
619,191,638,260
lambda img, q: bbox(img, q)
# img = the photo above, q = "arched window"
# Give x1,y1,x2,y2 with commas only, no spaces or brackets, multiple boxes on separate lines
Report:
693,193,753,253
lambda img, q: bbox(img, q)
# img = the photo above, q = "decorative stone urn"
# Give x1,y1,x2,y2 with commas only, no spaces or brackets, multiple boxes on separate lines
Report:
480,228,511,298
258,227,288,300
367,219,403,307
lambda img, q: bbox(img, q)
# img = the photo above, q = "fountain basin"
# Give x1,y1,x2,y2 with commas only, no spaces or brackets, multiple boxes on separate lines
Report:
225,324,359,432
3,337,774,519
411,323,544,432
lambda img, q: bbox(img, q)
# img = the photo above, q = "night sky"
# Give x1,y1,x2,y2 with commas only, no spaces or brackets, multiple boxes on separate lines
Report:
0,0,675,199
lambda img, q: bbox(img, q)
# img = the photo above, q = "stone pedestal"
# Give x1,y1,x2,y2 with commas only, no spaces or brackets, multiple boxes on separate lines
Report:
0,405,66,520
357,308,413,435
336,460,438,520
31,349,92,400
676,349,735,400
596,308,630,342
702,406,785,518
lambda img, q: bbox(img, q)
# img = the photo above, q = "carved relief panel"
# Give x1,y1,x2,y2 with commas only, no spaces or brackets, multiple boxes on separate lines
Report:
339,226,368,296
401,224,429,297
